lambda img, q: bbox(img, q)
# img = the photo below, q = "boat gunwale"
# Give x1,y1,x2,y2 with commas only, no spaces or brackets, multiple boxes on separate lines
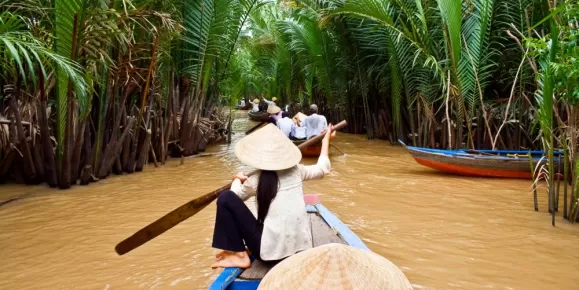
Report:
406,146,561,162
208,203,368,290
398,139,563,159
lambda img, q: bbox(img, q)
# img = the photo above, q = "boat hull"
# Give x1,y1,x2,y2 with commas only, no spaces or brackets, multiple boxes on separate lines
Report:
404,145,562,179
248,111,269,122
292,140,322,157
208,198,368,290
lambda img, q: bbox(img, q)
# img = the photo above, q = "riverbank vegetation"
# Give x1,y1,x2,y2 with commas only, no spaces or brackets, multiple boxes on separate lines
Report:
1,0,577,222
0,0,255,188
220,0,577,222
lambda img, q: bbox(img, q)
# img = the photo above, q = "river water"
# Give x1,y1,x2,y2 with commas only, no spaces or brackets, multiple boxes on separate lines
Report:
1,112,578,290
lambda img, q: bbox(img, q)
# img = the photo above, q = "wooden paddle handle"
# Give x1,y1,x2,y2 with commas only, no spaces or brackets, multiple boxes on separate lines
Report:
115,183,232,255
115,120,347,255
295,120,346,149
245,121,265,135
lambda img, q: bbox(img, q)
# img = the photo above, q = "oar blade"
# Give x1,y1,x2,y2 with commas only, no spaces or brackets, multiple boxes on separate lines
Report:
115,184,229,255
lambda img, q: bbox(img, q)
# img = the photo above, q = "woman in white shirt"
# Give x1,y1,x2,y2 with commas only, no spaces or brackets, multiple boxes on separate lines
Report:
251,98,260,112
211,123,336,269
263,96,277,108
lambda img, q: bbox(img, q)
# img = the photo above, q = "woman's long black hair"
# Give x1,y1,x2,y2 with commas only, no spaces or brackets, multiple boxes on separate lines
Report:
256,170,279,224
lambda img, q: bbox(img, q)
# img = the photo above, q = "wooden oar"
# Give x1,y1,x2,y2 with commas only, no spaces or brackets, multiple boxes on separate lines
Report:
115,120,347,255
330,143,345,155
245,121,265,135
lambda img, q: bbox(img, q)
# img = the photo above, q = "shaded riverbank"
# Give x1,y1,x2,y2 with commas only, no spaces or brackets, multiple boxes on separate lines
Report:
1,116,578,289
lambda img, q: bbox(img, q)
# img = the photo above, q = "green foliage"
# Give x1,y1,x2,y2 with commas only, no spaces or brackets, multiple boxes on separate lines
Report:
229,0,543,145
0,11,84,86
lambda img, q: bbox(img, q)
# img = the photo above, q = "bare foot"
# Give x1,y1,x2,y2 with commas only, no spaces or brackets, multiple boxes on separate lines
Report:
216,250,233,261
211,252,251,269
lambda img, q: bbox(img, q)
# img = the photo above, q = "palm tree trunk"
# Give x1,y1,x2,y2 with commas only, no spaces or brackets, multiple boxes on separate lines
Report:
71,118,87,183
38,72,58,187
98,117,135,177
11,77,36,183
79,117,93,185
59,14,79,189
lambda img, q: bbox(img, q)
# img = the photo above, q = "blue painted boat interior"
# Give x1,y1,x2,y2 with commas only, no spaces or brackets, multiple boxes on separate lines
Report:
208,203,368,290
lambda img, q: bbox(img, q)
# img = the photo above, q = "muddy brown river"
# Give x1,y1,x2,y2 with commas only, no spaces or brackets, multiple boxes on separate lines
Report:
1,113,578,289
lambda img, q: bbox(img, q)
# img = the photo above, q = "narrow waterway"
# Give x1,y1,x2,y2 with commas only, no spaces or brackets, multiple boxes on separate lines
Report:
1,113,578,290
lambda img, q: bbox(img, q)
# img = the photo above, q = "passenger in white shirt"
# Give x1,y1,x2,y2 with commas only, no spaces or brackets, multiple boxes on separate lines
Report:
276,112,293,137
251,98,260,112
303,104,328,139
263,96,277,106
267,105,282,123
293,112,307,127
262,96,277,111
290,123,307,140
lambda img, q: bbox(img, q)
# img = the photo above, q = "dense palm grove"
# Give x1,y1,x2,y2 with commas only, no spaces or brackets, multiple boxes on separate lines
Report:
227,0,576,150
0,0,251,187
0,0,577,221
222,0,577,222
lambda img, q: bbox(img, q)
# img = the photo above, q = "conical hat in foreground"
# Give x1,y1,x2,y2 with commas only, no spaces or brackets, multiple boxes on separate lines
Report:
235,124,301,171
258,243,413,290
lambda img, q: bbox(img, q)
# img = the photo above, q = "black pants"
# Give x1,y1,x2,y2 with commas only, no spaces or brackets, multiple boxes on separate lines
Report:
212,191,263,260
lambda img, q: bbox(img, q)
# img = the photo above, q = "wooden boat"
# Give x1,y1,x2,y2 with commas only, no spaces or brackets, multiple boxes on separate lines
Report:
400,140,563,179
292,139,322,157
248,111,269,122
208,194,368,290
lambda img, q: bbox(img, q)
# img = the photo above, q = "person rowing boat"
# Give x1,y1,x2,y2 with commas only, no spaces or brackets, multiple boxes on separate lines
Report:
266,105,282,124
210,123,337,269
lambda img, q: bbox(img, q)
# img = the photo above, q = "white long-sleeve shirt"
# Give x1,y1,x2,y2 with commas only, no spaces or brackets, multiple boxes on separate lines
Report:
263,99,276,113
251,103,259,112
263,99,276,107
304,114,328,139
276,117,293,137
230,156,331,261
291,124,307,139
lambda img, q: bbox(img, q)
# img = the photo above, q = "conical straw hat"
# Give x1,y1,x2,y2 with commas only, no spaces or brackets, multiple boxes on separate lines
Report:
258,243,413,290
267,105,281,115
253,98,260,104
293,112,307,126
235,124,301,171
272,97,278,101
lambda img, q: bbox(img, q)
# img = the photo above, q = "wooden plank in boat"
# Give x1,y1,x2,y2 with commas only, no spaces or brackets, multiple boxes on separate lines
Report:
238,259,275,280
310,213,345,247
316,204,369,250
238,212,344,280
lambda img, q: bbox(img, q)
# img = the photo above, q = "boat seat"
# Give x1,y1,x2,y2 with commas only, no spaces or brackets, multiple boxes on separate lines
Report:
238,212,346,280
